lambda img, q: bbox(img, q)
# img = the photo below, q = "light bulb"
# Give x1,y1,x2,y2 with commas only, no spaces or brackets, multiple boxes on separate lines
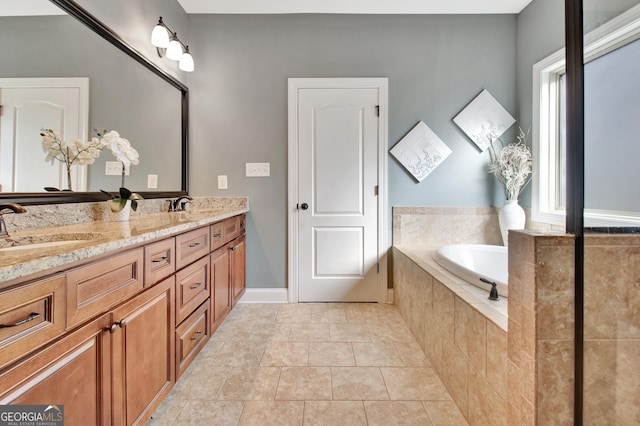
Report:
151,20,169,48
179,48,194,72
166,37,183,61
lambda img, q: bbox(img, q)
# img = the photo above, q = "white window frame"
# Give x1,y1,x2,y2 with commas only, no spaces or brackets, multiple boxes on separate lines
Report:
532,4,640,227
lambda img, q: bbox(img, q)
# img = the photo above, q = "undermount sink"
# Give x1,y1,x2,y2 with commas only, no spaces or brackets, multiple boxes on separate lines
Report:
0,232,106,252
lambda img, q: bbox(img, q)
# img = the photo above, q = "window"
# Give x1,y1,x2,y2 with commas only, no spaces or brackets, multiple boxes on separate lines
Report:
532,5,640,227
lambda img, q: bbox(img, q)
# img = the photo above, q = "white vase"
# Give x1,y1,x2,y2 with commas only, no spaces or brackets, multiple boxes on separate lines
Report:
498,199,525,246
109,200,131,222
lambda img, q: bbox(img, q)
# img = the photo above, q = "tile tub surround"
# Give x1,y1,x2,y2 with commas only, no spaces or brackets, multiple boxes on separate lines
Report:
392,246,508,425
0,197,248,285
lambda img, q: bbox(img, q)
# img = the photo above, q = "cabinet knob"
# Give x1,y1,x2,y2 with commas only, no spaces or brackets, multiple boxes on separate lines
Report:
108,323,118,334
116,319,127,328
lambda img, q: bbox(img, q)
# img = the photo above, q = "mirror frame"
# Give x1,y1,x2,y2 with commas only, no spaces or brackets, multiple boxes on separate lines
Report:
0,0,189,205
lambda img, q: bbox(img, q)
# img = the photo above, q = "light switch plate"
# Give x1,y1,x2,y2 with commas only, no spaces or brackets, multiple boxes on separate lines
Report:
218,175,228,189
147,174,158,189
105,161,129,176
246,162,270,177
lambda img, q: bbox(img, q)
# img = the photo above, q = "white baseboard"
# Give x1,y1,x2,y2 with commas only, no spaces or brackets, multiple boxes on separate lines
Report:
238,288,289,304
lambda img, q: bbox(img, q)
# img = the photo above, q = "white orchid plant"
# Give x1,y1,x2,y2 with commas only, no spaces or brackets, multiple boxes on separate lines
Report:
487,127,532,201
96,129,140,188
41,128,106,191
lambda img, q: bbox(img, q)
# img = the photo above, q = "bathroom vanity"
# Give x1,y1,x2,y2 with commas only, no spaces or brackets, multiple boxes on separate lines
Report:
0,208,246,425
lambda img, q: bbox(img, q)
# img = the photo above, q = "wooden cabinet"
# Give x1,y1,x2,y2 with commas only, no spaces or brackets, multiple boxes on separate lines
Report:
111,276,175,425
230,235,246,307
66,248,144,328
0,212,246,425
210,246,230,331
0,313,112,425
0,274,66,370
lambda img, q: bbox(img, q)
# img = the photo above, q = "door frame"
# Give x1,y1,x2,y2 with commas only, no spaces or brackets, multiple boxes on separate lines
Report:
287,77,389,303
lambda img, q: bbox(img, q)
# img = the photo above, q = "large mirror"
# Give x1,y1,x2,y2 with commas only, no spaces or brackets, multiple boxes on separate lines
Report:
0,0,188,205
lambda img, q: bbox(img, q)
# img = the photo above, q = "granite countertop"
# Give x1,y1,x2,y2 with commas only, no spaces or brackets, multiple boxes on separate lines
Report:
0,205,248,286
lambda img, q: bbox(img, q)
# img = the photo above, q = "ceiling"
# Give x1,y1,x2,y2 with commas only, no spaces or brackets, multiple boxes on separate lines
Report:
177,0,534,15
0,0,533,16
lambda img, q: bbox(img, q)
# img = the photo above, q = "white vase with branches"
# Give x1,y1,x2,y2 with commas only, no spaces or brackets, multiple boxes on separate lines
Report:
488,127,532,246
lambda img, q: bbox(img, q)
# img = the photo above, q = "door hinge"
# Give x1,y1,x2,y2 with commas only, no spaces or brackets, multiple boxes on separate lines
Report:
374,185,379,196
375,105,380,117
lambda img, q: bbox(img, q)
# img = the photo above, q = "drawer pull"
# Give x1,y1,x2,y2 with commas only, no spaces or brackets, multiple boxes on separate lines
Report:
107,319,127,334
0,312,40,328
152,255,169,263
190,331,203,341
213,232,222,238
188,242,201,248
230,246,237,251
189,282,203,290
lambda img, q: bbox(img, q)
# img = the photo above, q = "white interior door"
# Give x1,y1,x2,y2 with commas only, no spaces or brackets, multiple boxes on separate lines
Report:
0,78,88,192
289,78,388,302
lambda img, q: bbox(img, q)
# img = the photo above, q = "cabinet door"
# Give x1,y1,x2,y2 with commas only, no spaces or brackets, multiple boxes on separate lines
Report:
111,277,175,426
211,246,230,330
0,313,112,426
230,235,246,307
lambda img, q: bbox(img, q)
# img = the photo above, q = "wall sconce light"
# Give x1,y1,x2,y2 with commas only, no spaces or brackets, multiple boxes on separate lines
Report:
151,17,194,72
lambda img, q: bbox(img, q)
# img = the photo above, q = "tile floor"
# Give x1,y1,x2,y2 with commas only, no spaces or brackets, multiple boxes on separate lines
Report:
148,303,468,425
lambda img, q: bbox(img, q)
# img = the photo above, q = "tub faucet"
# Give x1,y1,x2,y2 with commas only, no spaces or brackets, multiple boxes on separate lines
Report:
168,196,192,212
480,277,500,301
0,203,27,238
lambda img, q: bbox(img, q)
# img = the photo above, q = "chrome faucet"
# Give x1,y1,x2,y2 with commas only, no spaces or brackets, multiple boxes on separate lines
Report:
0,203,27,238
167,196,192,212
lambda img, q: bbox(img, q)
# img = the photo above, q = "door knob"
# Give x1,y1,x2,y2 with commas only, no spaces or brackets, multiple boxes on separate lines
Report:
300,203,309,210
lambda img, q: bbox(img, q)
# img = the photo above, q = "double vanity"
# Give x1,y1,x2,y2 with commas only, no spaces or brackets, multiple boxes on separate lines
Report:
0,202,247,425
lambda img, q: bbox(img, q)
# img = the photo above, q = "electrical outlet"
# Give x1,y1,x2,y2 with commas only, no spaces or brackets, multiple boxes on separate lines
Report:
218,175,228,190
245,162,270,177
105,161,129,176
147,174,158,189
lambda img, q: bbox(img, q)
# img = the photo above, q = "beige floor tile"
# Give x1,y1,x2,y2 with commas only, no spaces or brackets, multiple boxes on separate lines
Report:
308,342,355,366
303,401,367,425
239,304,280,322
289,323,330,342
364,401,433,426
310,306,348,323
381,367,450,401
275,367,332,400
330,323,372,342
212,319,255,341
260,342,309,366
423,401,469,425
218,367,281,400
210,340,267,367
248,322,291,342
352,342,404,366
331,367,390,400
368,321,416,342
239,401,304,426
276,305,312,322
147,398,186,425
167,365,229,400
395,342,432,367
169,400,244,426
196,338,225,359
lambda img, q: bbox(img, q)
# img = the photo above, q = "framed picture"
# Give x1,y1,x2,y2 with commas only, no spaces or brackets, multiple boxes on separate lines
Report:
453,89,515,151
390,121,452,182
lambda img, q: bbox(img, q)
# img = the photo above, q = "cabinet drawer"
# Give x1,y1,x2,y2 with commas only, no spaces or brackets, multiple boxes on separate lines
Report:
175,256,210,325
175,301,210,380
223,215,245,243
66,248,144,328
145,237,176,286
0,275,66,370
210,222,225,251
176,227,210,270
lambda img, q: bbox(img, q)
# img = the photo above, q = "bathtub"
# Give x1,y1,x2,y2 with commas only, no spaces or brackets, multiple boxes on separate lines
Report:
432,244,508,297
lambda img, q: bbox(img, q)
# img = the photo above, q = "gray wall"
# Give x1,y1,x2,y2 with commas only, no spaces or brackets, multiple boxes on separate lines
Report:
187,14,517,288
